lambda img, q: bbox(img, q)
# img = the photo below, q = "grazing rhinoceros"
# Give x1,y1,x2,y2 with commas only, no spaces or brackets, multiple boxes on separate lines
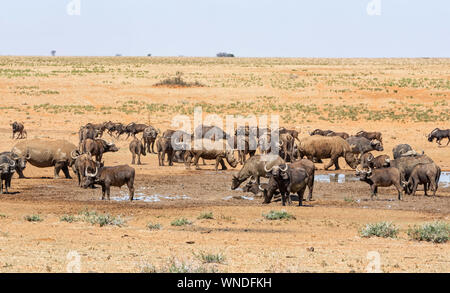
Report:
11,139,78,179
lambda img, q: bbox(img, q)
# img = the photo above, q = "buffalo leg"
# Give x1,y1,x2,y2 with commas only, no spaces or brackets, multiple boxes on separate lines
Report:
194,155,201,170
16,168,26,179
370,185,377,200
411,181,419,196
423,182,428,196
219,159,227,170
137,154,142,165
127,182,134,202
131,153,136,165
101,185,106,200
394,183,403,200
297,188,306,206
105,184,111,200
54,164,62,179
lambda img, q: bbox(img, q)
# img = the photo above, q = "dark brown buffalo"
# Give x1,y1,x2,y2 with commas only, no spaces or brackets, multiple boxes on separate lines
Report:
356,167,403,200
427,128,450,146
82,139,119,162
390,154,434,184
78,126,98,150
279,127,300,141
82,164,135,201
405,163,441,197
346,136,384,157
85,122,107,137
262,158,315,204
11,122,27,139
142,126,159,154
0,154,16,194
392,144,419,159
265,163,309,206
231,155,285,190
70,151,97,186
129,138,146,165
355,130,382,142
184,139,238,171
156,136,174,166
359,153,390,169
120,123,148,139
0,151,28,178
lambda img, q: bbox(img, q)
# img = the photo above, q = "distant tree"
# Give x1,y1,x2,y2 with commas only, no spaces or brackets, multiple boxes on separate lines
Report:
147,53,152,57
115,54,122,57
51,50,56,56
216,52,234,57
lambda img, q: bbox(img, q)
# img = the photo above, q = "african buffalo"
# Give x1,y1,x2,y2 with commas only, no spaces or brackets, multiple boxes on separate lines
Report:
0,154,16,194
357,167,403,200
71,151,97,186
82,164,135,201
0,152,28,178
346,136,383,157
231,155,285,189
390,154,434,186
142,126,159,154
82,139,119,162
266,163,309,206
392,144,422,159
129,138,146,165
404,163,441,197
11,122,27,139
360,153,390,169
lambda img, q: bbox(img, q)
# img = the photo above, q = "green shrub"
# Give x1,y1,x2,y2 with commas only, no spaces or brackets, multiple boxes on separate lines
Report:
407,222,449,243
79,210,125,227
198,212,214,220
263,210,295,220
194,251,225,264
147,223,162,230
60,214,77,223
359,222,399,238
171,218,192,226
24,215,43,222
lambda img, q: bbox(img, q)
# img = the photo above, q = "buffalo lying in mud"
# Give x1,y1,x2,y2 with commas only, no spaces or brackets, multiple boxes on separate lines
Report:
404,163,441,197
297,136,359,170
12,139,78,179
82,164,135,201
427,128,450,146
231,155,285,190
356,167,404,200
392,144,423,159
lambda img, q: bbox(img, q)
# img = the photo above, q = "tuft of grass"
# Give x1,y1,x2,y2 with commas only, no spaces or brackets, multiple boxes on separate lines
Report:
24,215,43,222
194,251,226,264
171,218,192,226
147,223,162,230
60,214,77,223
359,222,399,238
263,210,295,221
198,212,214,220
407,221,449,243
79,210,125,227
154,71,205,88
143,258,219,273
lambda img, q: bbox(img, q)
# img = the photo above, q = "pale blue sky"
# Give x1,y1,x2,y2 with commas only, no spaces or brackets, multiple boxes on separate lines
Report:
0,0,449,57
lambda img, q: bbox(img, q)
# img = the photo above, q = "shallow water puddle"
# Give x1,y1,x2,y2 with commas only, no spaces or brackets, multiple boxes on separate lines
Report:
440,172,449,187
314,173,359,184
111,187,191,202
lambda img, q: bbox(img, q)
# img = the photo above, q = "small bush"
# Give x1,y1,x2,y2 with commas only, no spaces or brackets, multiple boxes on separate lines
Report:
360,222,399,238
171,218,192,226
147,258,219,273
198,212,214,220
195,251,225,264
407,222,449,243
263,210,295,220
24,215,42,222
154,71,204,88
147,223,162,230
79,210,125,227
60,215,77,223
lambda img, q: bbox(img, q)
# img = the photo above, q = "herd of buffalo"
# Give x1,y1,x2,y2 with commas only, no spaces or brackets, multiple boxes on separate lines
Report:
0,121,449,206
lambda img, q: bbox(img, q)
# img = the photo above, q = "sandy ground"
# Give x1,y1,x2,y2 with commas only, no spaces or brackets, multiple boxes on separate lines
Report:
0,57,449,273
